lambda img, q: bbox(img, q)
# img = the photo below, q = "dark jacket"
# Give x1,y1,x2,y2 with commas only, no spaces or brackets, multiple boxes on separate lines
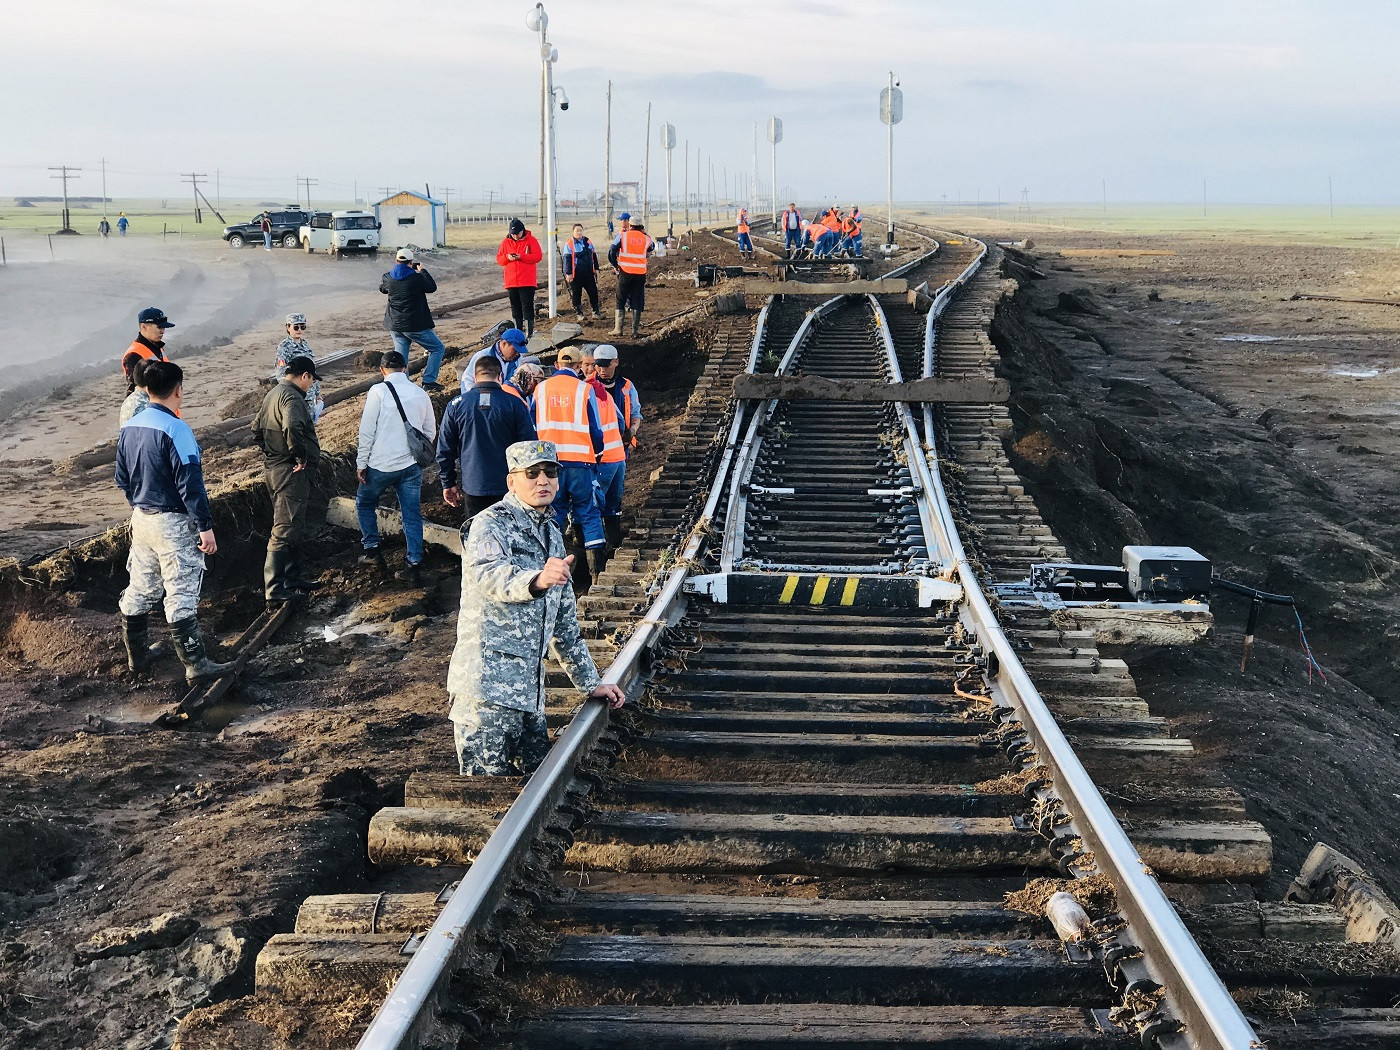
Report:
436,381,537,496
380,264,438,332
115,404,214,531
562,236,599,279
254,380,320,469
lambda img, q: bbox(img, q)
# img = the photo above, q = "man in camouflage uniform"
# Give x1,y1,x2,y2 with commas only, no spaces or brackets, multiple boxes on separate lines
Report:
253,355,322,606
447,440,626,775
115,360,233,683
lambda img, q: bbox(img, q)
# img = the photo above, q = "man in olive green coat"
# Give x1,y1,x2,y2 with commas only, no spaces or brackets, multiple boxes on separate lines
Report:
253,355,321,605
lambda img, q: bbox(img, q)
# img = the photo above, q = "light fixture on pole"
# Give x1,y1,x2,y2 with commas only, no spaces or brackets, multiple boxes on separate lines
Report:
879,72,902,249
660,122,676,238
766,117,782,227
527,3,564,319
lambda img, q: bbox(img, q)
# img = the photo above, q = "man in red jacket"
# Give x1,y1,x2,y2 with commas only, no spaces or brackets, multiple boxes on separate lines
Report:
496,218,543,337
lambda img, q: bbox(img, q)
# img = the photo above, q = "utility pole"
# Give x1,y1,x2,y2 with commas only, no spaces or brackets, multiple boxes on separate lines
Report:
48,165,81,233
528,3,563,319
684,140,690,227
751,121,759,217
181,172,208,223
353,178,358,206
642,102,652,229
604,79,613,234
100,158,108,219
486,189,496,220
880,72,903,247
1328,174,1334,220
380,186,394,201
538,61,547,226
1202,179,1207,218
660,122,676,238
299,175,317,211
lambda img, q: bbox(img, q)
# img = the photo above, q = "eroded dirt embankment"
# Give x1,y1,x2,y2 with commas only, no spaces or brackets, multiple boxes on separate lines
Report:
988,241,1400,900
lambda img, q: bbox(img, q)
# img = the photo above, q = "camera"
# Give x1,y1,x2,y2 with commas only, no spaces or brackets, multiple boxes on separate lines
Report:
555,87,570,111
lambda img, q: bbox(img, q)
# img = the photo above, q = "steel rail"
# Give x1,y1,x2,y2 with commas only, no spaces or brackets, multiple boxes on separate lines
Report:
355,300,771,1050
909,231,1262,1050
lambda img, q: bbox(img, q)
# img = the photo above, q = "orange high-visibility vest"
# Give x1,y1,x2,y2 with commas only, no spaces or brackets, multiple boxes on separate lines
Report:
841,217,856,236
123,339,161,370
736,210,750,234
534,374,594,462
502,382,526,402
617,229,650,275
593,386,626,463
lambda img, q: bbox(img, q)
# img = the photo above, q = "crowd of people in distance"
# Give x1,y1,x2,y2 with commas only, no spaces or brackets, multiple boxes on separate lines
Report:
736,203,864,260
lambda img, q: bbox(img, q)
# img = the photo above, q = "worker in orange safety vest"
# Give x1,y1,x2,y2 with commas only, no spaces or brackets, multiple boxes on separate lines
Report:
736,207,753,259
533,346,607,577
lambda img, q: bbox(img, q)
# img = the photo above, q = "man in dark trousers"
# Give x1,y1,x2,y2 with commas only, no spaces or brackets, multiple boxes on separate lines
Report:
254,355,321,606
562,222,601,323
381,248,447,392
115,360,232,683
437,356,537,519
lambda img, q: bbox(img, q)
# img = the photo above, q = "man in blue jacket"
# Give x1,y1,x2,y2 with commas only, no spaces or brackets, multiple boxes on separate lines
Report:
562,222,601,323
437,355,537,519
115,360,233,683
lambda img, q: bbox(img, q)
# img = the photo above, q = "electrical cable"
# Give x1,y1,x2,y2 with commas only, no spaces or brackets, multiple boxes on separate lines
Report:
1211,575,1328,682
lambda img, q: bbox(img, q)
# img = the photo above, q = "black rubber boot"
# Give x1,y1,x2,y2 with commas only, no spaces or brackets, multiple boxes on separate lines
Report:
603,515,624,553
264,548,295,607
587,546,609,581
631,310,642,337
570,522,588,554
285,548,320,591
120,613,163,674
170,616,235,685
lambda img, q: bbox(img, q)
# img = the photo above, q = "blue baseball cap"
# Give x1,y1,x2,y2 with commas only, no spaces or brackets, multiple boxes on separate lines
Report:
501,328,528,347
618,211,631,220
138,307,174,329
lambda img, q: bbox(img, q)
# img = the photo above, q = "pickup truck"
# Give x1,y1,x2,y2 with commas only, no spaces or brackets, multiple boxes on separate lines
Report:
299,210,382,258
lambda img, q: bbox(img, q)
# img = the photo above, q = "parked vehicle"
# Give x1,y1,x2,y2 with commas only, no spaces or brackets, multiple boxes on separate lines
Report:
299,210,381,258
222,208,312,249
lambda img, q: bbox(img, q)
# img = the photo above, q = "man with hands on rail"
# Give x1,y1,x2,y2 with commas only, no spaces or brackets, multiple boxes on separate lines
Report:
447,440,625,777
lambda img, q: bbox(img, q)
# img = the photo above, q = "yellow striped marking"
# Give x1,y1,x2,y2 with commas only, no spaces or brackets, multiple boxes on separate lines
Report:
778,575,800,604
840,577,859,606
810,574,832,604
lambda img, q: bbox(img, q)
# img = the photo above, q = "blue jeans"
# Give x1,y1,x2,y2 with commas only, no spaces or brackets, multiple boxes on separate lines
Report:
784,229,802,253
551,463,604,548
392,329,446,385
736,232,753,254
263,231,272,249
356,464,424,564
851,233,862,257
814,232,838,258
597,460,625,517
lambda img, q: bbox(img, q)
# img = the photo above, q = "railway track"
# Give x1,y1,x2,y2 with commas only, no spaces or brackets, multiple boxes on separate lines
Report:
239,225,1400,1050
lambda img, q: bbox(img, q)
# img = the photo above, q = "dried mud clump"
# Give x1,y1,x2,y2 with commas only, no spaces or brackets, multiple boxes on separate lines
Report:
1003,873,1118,919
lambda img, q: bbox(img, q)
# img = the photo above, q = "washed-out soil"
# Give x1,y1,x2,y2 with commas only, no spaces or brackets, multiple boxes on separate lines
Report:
0,276,723,1048
986,233,1400,902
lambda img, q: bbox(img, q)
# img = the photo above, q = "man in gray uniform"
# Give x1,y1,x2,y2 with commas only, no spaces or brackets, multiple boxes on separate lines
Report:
447,440,626,775
253,355,322,606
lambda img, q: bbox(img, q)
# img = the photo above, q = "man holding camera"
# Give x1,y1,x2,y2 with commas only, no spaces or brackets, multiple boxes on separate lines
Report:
380,248,447,392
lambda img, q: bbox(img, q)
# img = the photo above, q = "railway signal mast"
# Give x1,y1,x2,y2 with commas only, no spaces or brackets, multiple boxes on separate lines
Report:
767,116,783,226
879,73,903,249
527,2,567,319
660,122,677,238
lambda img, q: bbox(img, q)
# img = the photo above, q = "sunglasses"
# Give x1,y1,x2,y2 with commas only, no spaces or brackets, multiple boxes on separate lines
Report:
513,465,559,479
290,325,307,331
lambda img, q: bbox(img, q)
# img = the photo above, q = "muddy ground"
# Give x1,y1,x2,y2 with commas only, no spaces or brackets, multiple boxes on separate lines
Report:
4,224,1398,1047
0,232,747,1050
987,232,1400,902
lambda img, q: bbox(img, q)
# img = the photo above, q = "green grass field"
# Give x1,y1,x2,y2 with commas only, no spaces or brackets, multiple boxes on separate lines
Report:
898,202,1400,250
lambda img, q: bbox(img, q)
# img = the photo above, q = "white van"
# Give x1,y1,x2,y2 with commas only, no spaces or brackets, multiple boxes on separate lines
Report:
300,210,381,258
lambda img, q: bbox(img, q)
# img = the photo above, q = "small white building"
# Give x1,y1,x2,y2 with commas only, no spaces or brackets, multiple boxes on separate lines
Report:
374,190,447,249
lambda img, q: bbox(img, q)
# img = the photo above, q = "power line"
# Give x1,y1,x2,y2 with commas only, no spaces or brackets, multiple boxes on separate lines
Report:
298,175,318,211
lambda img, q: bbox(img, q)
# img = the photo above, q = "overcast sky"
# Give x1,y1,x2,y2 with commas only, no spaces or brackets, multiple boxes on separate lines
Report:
5,0,1399,208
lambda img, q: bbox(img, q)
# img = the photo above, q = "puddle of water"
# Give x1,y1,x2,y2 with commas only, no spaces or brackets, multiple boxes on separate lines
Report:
1331,367,1383,379
1217,334,1282,343
308,612,389,644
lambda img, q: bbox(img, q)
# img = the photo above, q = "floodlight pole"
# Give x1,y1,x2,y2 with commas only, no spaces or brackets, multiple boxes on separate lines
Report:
886,71,895,246
530,3,561,319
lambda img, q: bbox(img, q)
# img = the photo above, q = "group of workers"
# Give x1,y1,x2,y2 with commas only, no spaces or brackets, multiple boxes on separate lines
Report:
739,203,864,260
497,213,656,338
111,254,644,773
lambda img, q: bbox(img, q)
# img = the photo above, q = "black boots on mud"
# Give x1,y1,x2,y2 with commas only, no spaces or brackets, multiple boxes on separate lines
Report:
603,514,624,554
120,614,165,674
169,616,234,684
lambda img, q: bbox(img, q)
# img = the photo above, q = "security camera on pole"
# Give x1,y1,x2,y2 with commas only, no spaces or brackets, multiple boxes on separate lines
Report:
660,122,676,239
767,117,782,227
527,3,567,319
879,72,903,250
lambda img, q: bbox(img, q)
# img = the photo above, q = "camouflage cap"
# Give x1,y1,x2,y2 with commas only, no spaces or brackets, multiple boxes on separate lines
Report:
506,440,560,472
